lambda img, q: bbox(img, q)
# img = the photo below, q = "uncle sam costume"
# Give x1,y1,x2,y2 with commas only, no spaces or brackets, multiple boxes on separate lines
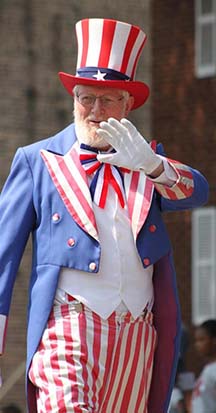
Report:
0,18,209,413
0,124,209,412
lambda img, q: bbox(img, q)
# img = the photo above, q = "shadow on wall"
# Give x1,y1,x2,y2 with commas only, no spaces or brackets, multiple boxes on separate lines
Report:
0,403,23,413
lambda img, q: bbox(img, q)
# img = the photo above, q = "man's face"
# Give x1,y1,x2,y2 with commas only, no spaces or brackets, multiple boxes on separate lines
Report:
73,85,134,149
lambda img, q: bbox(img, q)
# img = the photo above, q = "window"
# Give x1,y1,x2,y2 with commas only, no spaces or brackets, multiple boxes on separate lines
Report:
192,207,216,324
195,0,216,77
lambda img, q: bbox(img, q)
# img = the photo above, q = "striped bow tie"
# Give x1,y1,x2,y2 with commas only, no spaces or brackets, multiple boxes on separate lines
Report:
79,143,128,208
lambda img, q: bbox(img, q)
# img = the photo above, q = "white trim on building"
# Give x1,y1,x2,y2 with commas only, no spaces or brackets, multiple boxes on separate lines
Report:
195,0,216,78
192,207,216,324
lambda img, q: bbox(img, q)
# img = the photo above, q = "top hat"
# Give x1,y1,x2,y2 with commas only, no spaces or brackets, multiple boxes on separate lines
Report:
58,18,150,110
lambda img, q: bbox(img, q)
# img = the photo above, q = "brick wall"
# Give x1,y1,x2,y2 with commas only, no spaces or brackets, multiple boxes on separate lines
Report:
151,0,216,374
0,1,152,410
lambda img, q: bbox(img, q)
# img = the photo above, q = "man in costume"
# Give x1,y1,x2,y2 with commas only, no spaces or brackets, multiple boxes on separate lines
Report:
0,18,209,413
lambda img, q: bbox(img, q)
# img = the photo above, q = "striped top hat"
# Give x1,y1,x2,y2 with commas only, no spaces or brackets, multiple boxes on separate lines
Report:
59,18,150,109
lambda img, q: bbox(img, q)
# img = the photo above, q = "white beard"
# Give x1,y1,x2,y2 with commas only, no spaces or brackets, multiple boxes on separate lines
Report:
74,111,110,149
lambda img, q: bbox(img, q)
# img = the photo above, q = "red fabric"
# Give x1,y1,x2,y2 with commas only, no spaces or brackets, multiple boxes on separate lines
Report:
29,304,156,413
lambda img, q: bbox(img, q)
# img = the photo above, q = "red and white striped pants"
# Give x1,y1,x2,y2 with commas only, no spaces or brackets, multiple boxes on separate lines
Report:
29,301,157,413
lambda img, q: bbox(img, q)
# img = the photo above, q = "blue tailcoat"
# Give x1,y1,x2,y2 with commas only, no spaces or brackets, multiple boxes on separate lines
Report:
0,123,209,412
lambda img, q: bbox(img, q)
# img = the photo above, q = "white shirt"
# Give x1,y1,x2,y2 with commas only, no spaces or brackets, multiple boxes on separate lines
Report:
168,387,184,413
192,362,216,413
58,159,177,319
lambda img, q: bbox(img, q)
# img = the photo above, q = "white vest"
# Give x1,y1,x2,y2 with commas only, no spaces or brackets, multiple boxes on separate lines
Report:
58,184,154,319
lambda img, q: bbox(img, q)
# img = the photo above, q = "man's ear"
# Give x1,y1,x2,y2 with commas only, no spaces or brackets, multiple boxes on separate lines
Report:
125,95,135,115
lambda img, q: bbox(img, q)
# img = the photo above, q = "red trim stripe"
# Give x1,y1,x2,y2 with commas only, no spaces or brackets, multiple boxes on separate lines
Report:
119,322,143,410
98,19,116,67
40,340,53,412
135,324,150,411
143,325,157,411
99,327,124,411
70,148,91,181
61,305,81,412
109,167,125,208
164,186,178,200
125,141,156,239
30,305,156,412
177,182,193,197
80,147,126,208
78,311,89,408
91,312,102,410
127,171,139,222
100,314,156,412
51,156,93,226
138,177,154,233
178,169,194,179
41,148,97,237
110,323,136,411
84,162,101,175
99,167,109,208
80,19,89,68
154,157,194,200
28,339,52,412
97,316,116,408
131,35,146,80
120,26,139,74
79,153,101,174
80,154,97,160
48,313,67,413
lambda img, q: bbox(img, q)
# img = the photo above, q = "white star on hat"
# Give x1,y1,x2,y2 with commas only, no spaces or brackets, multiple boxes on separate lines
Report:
93,70,107,81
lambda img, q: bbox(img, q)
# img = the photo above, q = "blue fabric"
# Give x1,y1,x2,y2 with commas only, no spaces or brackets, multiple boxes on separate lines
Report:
77,66,131,80
0,122,209,413
79,143,124,202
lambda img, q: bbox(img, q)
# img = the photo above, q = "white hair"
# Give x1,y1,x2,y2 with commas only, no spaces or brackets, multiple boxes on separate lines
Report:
73,85,130,100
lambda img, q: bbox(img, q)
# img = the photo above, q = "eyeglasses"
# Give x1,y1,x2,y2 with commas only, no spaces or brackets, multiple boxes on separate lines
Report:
75,93,125,108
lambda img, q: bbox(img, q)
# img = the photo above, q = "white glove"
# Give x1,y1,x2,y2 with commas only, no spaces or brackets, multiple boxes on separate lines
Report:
97,118,162,174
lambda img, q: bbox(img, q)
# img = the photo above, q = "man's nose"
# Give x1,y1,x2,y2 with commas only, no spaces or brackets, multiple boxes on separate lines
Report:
91,97,105,113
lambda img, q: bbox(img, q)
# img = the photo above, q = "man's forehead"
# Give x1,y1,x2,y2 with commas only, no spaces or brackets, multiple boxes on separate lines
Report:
77,84,124,95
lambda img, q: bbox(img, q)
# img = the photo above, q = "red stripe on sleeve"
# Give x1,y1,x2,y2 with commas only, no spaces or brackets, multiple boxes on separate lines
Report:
164,186,178,200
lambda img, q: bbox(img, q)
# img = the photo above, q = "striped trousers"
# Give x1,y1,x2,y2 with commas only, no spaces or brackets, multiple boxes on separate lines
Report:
28,300,157,413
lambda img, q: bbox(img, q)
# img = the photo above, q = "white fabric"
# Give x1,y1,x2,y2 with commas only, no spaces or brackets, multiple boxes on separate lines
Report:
97,118,162,175
29,302,156,413
151,155,178,186
59,184,154,319
0,314,7,354
58,156,177,319
168,387,184,412
191,362,216,413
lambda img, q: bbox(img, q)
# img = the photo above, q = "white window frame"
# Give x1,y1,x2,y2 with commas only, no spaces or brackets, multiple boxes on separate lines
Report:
195,0,216,78
192,207,216,325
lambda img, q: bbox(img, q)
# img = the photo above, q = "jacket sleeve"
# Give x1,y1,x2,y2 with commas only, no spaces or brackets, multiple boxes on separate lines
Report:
153,143,209,211
0,148,36,354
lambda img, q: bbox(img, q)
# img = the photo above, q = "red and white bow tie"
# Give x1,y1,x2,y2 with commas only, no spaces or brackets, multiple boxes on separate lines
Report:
79,143,128,208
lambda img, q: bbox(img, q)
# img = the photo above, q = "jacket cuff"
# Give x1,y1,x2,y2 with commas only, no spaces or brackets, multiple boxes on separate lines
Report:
153,158,194,200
